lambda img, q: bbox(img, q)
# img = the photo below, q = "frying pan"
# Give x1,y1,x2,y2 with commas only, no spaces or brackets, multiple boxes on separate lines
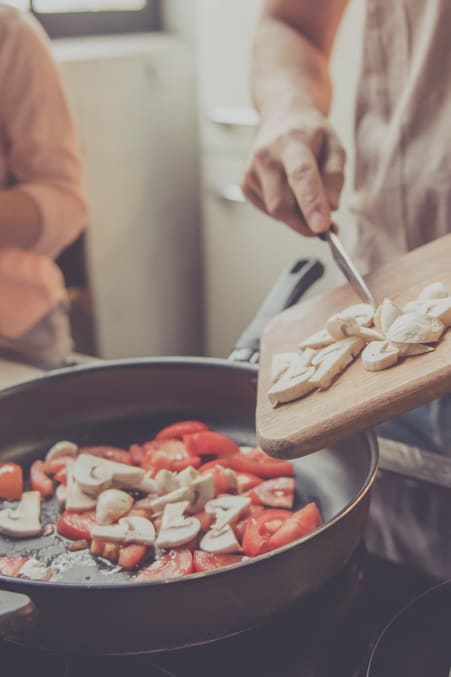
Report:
0,259,378,654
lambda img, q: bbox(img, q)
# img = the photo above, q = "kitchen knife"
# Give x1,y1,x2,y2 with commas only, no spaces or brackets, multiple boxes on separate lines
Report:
320,229,376,307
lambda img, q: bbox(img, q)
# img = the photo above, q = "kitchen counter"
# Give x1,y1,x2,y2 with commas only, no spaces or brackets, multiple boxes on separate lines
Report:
0,358,43,390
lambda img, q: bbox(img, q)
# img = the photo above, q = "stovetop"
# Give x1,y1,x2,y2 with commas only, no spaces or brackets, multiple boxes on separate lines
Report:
0,543,436,677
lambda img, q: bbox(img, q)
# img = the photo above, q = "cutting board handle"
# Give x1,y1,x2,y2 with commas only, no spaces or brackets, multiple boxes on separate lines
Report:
229,258,324,363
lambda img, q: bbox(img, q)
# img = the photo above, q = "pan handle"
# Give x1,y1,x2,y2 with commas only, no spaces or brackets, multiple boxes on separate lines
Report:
0,589,38,637
229,258,324,364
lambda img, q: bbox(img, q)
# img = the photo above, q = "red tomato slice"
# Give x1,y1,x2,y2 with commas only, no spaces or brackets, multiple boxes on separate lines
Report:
135,549,193,581
45,456,72,475
155,421,209,441
192,511,214,532
228,448,294,479
267,503,323,551
57,511,97,540
55,467,68,485
80,447,132,465
236,472,263,493
0,556,28,578
0,463,23,501
193,551,244,572
246,477,295,509
198,458,229,472
184,431,240,458
201,466,237,495
30,460,53,498
129,444,145,466
233,505,265,541
142,440,201,474
242,509,292,557
118,544,148,570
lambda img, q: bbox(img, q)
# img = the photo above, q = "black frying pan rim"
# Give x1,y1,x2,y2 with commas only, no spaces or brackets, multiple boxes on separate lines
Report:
0,357,379,590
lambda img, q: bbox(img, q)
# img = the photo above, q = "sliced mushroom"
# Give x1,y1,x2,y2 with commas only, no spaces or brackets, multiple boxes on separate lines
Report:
177,466,199,487
309,337,364,389
73,454,144,496
19,559,53,582
298,329,335,350
417,281,448,301
425,297,451,327
271,349,316,384
386,313,444,344
0,491,42,538
340,303,375,327
154,469,179,494
187,473,215,513
327,314,383,342
149,486,194,514
200,524,241,554
400,343,435,357
45,440,78,463
361,341,400,371
156,501,201,548
56,484,67,509
205,495,251,530
65,460,97,512
91,515,156,545
311,337,365,366
96,489,133,525
373,298,402,334
134,473,159,495
267,366,316,407
402,299,438,315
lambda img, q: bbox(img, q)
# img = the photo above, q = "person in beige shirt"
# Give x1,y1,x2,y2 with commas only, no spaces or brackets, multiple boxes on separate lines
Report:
0,4,87,367
242,0,451,577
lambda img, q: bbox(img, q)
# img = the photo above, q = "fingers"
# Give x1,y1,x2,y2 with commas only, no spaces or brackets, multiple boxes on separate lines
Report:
321,130,346,210
282,141,331,235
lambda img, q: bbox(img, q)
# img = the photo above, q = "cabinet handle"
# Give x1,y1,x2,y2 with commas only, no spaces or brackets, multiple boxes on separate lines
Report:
208,107,258,127
214,184,247,204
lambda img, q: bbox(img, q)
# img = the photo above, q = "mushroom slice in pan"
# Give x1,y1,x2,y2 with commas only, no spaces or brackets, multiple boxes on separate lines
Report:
373,298,402,334
149,486,194,514
73,454,144,496
361,341,400,371
154,469,179,494
45,440,78,463
267,366,316,407
91,515,156,546
200,524,241,554
156,501,201,548
417,281,448,301
309,337,365,389
177,466,199,487
298,329,335,350
205,495,251,531
65,460,97,512
386,313,444,344
187,473,215,514
96,489,133,525
0,491,42,538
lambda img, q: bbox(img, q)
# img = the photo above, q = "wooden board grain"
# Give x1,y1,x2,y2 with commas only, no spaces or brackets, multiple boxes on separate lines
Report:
256,234,451,459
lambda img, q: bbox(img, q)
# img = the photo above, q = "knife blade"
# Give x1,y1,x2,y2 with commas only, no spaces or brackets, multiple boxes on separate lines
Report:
320,229,376,308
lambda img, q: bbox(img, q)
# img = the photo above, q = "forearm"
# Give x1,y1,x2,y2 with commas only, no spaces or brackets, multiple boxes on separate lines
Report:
0,188,42,249
252,17,333,118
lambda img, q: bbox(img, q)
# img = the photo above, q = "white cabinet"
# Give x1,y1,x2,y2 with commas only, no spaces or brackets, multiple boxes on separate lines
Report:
196,0,364,357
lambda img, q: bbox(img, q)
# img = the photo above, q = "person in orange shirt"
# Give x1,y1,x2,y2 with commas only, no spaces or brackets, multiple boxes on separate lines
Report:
0,4,87,367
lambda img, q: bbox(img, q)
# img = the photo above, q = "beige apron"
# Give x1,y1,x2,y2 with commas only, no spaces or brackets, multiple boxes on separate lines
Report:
350,0,451,577
350,0,451,274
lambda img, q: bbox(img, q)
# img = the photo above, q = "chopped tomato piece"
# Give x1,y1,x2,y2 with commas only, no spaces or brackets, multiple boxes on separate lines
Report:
198,458,229,472
30,460,53,498
192,511,214,532
155,421,209,441
267,503,323,551
233,505,265,541
228,448,293,479
184,431,240,458
246,477,295,509
118,544,148,570
55,467,68,485
45,456,72,475
90,537,108,557
142,439,201,474
193,551,244,572
242,509,292,557
135,549,193,581
129,444,145,466
57,511,97,540
236,472,263,493
0,556,28,578
0,463,23,501
202,466,237,495
79,446,132,465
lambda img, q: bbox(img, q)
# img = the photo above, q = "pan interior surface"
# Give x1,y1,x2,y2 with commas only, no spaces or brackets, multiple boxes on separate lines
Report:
0,360,377,586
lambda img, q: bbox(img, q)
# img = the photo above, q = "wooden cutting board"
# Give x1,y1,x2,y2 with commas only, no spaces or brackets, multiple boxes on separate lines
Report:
256,233,451,459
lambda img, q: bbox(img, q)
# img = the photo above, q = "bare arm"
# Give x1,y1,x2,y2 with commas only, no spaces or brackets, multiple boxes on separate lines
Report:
242,0,349,235
0,189,42,249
